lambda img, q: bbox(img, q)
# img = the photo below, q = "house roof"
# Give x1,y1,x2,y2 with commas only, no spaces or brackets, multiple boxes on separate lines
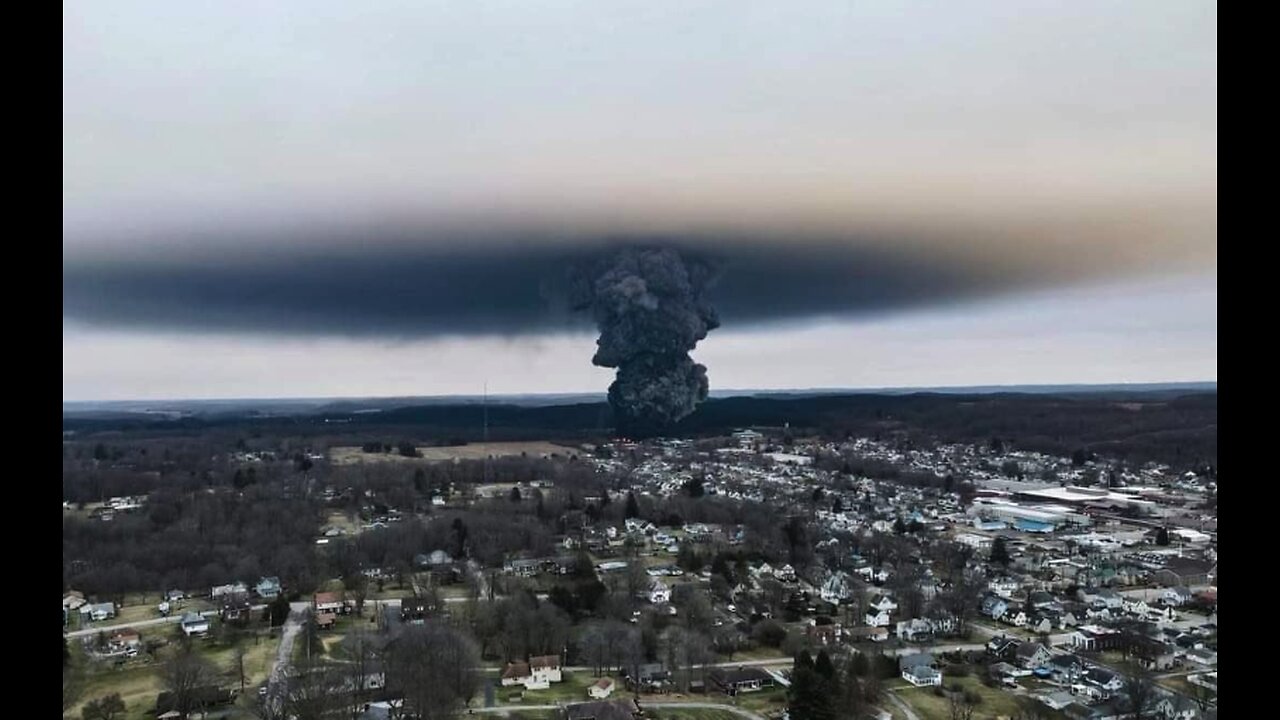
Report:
904,665,940,679
502,662,531,679
314,591,343,605
710,667,773,685
530,655,560,669
899,652,935,669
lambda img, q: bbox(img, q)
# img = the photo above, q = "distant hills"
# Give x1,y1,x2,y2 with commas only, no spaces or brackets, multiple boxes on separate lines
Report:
63,382,1216,471
63,381,1215,418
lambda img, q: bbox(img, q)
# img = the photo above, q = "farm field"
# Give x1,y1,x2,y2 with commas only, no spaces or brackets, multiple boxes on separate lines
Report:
330,441,579,465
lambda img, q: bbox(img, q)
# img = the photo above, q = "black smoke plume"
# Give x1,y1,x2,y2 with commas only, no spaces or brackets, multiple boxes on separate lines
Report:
571,247,720,438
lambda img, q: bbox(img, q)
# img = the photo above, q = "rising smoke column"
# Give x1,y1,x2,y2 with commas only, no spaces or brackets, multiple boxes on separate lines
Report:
571,247,720,438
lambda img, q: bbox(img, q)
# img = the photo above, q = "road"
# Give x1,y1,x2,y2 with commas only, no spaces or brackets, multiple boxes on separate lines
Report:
469,701,767,720
263,601,310,714
64,608,233,638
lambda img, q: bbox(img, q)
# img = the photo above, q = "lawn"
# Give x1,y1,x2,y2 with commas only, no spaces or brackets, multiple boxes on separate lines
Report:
893,676,1026,720
729,686,789,714
64,658,164,720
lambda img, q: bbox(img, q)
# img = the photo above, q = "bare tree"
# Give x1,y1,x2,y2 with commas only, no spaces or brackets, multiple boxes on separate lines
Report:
948,692,976,720
160,645,218,720
384,622,480,720
1120,668,1158,719
281,659,345,720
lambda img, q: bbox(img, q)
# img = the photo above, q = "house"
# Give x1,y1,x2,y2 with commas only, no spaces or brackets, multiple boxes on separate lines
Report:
564,699,642,720
1151,695,1198,720
1014,642,1053,670
1078,587,1124,610
807,622,843,646
1028,590,1059,611
400,598,432,624
255,577,282,599
1004,609,1029,627
1082,667,1124,695
848,626,889,643
647,580,671,605
901,665,942,687
314,592,346,615
896,618,935,643
63,591,87,611
1154,559,1214,587
81,602,116,622
1184,647,1217,667
1134,639,1179,671
819,572,851,604
899,652,935,673
864,609,892,627
1160,586,1193,607
621,663,671,691
987,635,1020,659
501,662,540,689
588,678,616,699
109,628,141,650
1072,625,1123,651
180,612,210,636
1047,654,1085,683
220,592,253,622
981,595,1009,620
1039,690,1078,710
211,582,248,599
531,655,563,685
709,667,775,695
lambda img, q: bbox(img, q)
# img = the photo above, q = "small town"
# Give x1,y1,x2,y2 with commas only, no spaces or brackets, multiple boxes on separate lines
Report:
63,424,1218,720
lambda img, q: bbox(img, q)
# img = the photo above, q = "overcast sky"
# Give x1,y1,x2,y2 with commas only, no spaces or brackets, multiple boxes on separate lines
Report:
63,1,1216,401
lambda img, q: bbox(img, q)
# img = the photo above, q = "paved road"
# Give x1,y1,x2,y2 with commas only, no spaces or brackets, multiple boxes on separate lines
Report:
264,602,310,714
64,609,227,638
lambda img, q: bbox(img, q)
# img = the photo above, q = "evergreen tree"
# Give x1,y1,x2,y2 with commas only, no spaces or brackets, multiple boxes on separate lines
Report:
832,497,844,514
625,492,640,519
509,486,522,502
815,649,836,680
1155,527,1170,546
893,517,907,535
990,537,1011,566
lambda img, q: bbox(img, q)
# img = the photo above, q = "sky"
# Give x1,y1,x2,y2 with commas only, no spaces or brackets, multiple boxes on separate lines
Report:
63,1,1216,401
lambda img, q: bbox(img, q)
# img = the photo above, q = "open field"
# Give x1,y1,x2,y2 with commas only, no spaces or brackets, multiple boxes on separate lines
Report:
330,441,579,465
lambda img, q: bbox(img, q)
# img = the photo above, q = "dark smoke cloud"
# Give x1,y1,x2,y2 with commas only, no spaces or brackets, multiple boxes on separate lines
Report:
62,231,1029,340
569,247,719,436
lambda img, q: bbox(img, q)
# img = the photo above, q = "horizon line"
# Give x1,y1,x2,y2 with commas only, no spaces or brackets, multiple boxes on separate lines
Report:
63,379,1217,407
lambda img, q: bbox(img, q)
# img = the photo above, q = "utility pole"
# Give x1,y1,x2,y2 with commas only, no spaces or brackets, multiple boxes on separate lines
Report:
483,380,491,485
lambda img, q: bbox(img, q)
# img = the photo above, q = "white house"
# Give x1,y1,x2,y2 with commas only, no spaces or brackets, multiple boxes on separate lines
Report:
180,612,210,636
648,580,671,605
865,609,892,627
530,655,563,685
901,665,942,687
588,678,616,699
